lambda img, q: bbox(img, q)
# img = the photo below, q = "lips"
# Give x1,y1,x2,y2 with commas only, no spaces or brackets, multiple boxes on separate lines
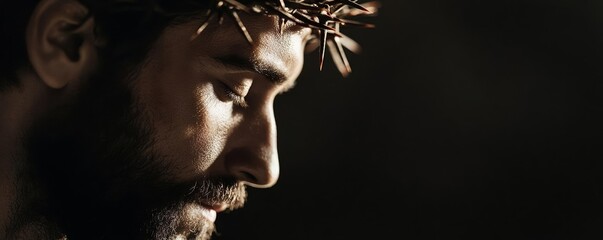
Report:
196,202,229,222
176,203,219,237
201,202,229,213
181,202,228,223
198,205,218,222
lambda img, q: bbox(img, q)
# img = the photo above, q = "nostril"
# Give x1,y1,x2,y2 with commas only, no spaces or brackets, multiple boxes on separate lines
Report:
224,148,276,187
240,171,258,183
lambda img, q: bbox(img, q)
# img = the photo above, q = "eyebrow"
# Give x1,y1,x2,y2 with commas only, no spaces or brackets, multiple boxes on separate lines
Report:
213,55,289,85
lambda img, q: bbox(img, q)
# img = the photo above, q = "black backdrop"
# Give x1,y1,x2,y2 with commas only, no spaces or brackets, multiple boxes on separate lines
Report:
215,1,603,239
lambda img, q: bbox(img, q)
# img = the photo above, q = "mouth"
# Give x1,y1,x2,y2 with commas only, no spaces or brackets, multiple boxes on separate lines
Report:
182,203,226,223
178,177,246,224
170,203,221,239
196,202,230,223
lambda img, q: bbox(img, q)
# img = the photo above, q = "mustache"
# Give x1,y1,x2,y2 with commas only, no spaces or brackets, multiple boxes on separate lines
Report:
184,177,247,211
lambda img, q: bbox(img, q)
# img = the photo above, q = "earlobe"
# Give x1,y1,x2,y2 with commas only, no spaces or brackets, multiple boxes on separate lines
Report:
26,0,98,89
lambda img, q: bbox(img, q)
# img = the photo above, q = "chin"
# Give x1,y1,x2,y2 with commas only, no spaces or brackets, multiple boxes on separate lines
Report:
148,202,217,240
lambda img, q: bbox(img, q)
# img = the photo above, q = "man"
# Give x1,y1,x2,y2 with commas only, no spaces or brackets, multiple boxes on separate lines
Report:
0,0,376,239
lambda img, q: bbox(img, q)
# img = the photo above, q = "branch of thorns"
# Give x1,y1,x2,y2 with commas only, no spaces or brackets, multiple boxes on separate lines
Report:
189,0,379,77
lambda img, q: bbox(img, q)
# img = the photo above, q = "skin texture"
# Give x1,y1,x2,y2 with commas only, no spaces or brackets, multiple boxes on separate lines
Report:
137,13,308,187
0,0,311,239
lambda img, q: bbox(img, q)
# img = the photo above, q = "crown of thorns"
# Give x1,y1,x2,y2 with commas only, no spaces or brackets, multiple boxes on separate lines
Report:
162,0,379,77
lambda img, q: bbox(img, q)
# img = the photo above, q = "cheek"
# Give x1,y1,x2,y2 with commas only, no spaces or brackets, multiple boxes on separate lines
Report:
132,38,234,179
184,83,235,172
135,69,234,180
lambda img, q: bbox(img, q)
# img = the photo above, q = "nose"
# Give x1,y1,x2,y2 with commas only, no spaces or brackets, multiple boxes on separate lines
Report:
225,105,280,188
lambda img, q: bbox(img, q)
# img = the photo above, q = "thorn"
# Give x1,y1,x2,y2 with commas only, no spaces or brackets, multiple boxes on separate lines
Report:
319,29,328,71
229,10,254,44
190,11,216,41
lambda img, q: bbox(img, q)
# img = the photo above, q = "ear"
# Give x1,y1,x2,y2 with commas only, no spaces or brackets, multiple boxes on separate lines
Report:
26,0,98,89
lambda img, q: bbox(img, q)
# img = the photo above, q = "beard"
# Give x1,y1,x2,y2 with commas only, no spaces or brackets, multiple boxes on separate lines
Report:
19,56,246,240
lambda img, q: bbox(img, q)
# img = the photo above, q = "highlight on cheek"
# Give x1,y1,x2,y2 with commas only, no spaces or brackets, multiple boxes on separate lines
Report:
193,81,242,124
195,83,219,109
185,126,196,138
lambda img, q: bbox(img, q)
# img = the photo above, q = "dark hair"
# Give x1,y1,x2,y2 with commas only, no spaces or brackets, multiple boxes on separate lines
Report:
0,0,38,91
0,0,209,92
0,0,376,91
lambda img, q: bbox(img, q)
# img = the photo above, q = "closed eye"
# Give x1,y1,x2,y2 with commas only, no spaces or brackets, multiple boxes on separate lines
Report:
220,81,248,108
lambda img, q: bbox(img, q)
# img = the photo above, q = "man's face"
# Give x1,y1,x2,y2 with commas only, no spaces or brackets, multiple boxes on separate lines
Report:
137,12,308,188
130,12,309,237
27,11,310,240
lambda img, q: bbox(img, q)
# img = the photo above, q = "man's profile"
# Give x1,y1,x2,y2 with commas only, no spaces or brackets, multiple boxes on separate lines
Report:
0,0,376,239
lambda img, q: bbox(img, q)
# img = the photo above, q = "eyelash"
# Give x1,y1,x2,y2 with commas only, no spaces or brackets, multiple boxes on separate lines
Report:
221,82,248,108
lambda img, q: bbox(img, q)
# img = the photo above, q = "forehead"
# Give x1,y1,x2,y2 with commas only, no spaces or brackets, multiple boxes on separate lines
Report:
150,12,308,89
95,0,375,77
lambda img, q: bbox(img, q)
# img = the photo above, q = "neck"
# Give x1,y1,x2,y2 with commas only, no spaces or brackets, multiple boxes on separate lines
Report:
0,71,63,239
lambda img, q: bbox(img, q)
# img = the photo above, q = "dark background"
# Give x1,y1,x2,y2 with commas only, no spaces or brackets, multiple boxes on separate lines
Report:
215,1,603,239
